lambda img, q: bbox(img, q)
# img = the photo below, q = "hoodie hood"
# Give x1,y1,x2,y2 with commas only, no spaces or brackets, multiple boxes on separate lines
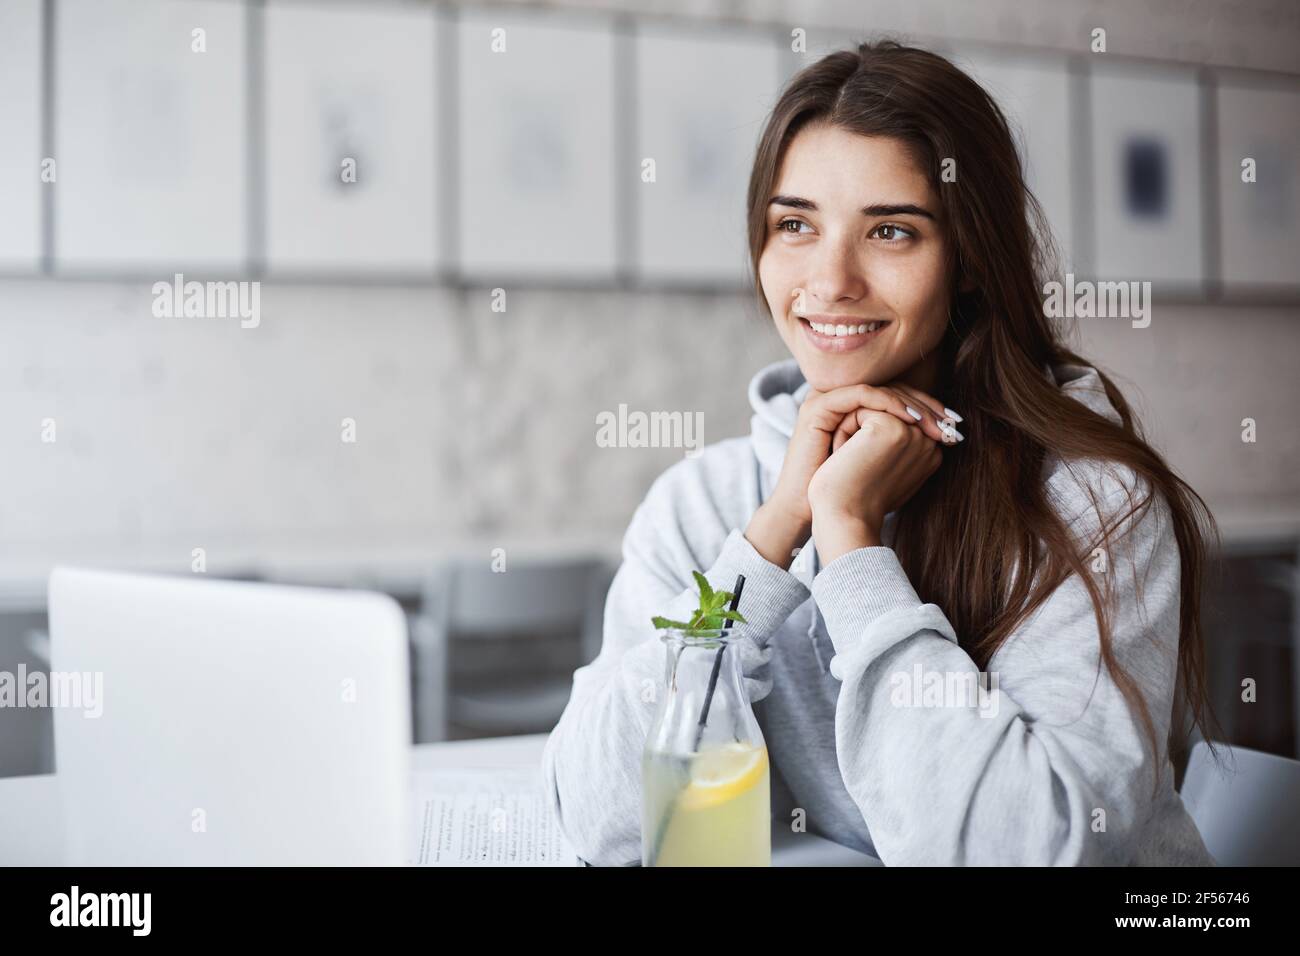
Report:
747,359,810,497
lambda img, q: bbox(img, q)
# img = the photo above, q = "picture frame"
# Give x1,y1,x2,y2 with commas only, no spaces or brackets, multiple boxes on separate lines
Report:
0,0,43,272
1086,61,1205,290
53,0,248,274
456,7,619,283
952,48,1077,275
1214,75,1300,294
262,1,443,277
632,22,783,287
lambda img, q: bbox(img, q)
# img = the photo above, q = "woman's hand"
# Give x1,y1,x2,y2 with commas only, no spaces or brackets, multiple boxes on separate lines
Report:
744,383,955,568
807,407,946,564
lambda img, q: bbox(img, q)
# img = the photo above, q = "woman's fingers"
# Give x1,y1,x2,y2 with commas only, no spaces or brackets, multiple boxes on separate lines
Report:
886,383,945,422
807,382,965,451
855,384,947,443
830,403,929,453
805,384,929,437
887,383,964,444
831,408,867,453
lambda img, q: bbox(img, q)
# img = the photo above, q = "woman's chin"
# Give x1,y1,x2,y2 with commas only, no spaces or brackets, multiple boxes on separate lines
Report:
796,353,884,392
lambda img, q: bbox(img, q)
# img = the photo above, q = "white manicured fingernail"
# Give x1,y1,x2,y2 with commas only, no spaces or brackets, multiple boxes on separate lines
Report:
944,407,963,423
905,406,923,421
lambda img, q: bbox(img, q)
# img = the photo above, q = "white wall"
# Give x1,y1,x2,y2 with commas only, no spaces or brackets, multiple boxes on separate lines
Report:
0,279,788,582
3,277,1297,583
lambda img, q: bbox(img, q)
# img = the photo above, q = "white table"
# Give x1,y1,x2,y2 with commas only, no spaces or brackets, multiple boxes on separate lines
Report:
0,732,881,866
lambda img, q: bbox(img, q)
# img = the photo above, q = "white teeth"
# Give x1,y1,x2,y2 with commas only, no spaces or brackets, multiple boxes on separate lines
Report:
806,319,886,336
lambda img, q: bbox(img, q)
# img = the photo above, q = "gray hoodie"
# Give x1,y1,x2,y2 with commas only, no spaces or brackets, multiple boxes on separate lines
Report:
541,358,1215,866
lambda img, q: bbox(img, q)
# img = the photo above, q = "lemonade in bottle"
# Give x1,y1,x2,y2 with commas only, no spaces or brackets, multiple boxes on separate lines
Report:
642,617,771,867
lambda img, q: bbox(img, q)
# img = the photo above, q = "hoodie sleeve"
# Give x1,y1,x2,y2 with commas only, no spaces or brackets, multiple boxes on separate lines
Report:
541,460,811,866
813,466,1186,865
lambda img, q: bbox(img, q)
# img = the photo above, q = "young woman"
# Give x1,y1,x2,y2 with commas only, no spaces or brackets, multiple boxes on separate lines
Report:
542,40,1222,865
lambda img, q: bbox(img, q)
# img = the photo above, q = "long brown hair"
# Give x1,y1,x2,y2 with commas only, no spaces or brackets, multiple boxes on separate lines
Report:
745,39,1224,790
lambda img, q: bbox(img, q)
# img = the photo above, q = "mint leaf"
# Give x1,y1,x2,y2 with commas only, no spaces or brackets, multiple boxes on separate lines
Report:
651,616,694,630
691,570,714,605
651,570,744,635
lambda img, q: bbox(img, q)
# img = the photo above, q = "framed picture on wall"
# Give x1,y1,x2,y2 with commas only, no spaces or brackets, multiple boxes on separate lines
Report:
263,2,442,277
456,7,618,283
0,0,43,273
54,0,247,274
1087,61,1205,290
1215,76,1300,294
632,23,783,287
952,49,1077,275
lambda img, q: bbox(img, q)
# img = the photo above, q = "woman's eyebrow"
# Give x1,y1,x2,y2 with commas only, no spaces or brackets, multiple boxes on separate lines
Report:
768,195,935,220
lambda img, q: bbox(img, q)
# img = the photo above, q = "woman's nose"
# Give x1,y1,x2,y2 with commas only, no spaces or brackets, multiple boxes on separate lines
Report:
802,235,868,306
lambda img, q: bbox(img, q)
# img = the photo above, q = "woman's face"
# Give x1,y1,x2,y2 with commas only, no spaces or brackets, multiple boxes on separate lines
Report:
758,123,954,393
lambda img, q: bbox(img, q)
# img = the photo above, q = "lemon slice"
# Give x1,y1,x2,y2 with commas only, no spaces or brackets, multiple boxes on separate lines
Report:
677,742,768,812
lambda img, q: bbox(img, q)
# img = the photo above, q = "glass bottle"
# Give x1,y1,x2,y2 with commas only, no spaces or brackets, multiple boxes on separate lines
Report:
641,627,771,866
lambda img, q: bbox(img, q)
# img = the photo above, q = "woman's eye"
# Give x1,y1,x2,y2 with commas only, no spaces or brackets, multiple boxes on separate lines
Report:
775,219,912,241
872,223,912,242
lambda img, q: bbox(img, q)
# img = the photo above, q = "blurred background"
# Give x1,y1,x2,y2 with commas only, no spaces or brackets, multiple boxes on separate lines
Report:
1,0,1297,778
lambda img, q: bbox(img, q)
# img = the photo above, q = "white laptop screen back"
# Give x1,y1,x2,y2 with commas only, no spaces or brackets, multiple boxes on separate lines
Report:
49,567,411,865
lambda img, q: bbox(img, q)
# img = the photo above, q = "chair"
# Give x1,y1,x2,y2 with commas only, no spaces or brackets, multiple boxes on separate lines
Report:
1180,739,1300,865
0,606,55,778
1201,542,1299,758
410,557,614,743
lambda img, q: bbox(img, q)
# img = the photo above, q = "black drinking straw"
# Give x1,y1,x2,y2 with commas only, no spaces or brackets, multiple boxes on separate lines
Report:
649,574,745,864
691,574,745,753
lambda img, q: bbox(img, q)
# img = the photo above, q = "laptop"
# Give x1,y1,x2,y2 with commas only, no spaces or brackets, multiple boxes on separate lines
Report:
48,566,411,865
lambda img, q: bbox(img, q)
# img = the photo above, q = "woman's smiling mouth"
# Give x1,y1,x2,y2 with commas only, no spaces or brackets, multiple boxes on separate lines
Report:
796,315,891,352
